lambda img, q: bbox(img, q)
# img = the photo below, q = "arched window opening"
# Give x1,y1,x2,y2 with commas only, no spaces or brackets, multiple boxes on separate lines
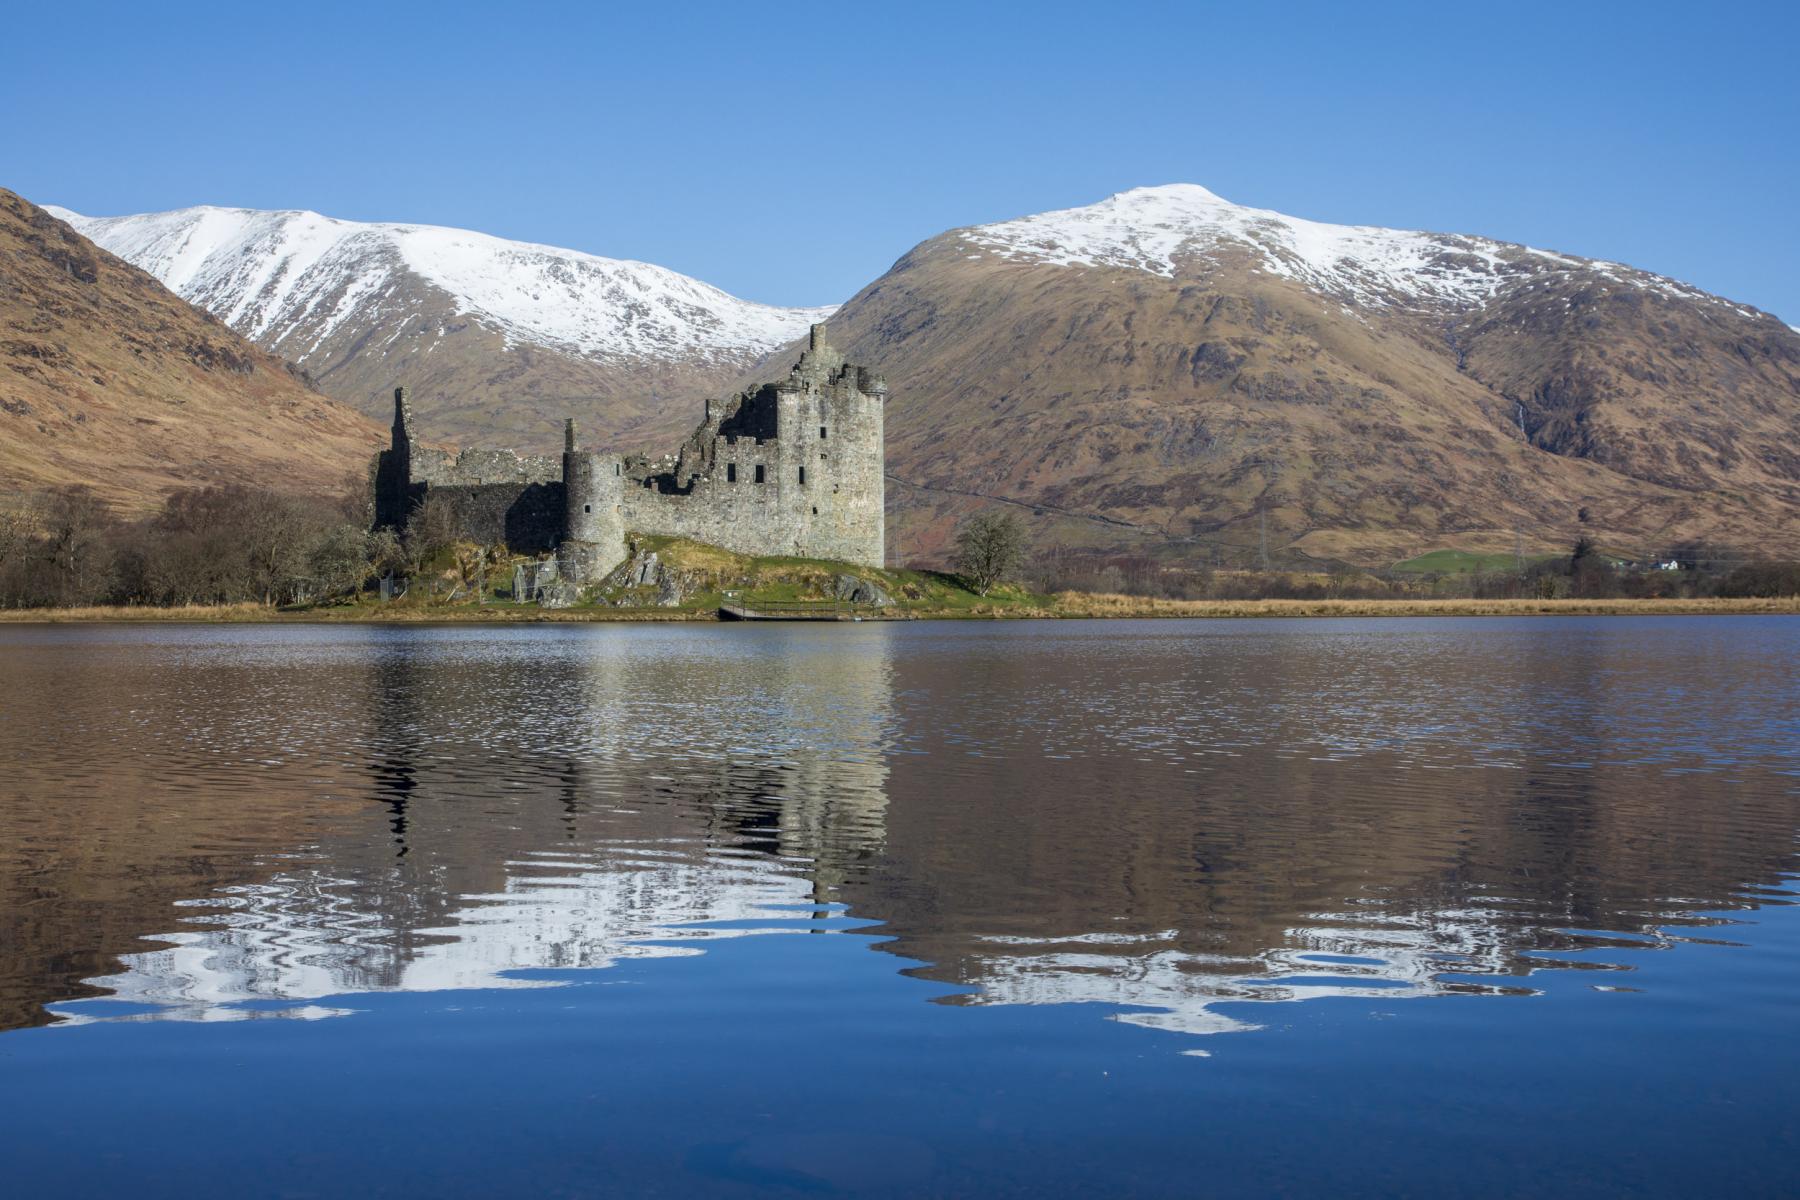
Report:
727,463,737,483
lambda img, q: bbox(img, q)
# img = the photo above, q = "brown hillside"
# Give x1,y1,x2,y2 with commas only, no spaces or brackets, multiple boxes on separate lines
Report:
0,189,383,511
781,228,1800,567
293,309,740,455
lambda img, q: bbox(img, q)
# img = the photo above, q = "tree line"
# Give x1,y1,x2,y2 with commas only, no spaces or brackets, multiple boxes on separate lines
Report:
0,480,479,609
3,485,1794,610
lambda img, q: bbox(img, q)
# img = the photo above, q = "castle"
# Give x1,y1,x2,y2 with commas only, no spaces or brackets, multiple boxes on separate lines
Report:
373,324,886,581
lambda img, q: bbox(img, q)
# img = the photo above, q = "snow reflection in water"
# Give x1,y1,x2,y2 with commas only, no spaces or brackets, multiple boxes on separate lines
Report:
3,619,1796,1044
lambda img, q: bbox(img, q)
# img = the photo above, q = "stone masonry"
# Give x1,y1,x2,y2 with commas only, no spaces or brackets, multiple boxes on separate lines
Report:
373,324,886,579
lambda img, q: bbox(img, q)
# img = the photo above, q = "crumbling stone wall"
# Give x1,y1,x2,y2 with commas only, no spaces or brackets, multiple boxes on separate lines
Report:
376,324,885,579
589,324,886,570
429,481,565,550
373,387,566,552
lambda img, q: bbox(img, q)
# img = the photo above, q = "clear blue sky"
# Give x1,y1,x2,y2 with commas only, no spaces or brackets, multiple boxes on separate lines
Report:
7,1,1796,318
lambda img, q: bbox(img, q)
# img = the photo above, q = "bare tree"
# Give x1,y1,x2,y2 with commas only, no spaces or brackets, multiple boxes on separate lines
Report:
153,486,259,603
367,527,407,581
953,508,1029,596
338,464,378,526
234,490,319,604
38,487,120,605
0,498,41,576
405,492,460,574
305,524,376,601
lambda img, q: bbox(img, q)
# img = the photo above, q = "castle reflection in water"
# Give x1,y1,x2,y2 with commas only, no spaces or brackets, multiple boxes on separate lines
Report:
3,620,1796,1041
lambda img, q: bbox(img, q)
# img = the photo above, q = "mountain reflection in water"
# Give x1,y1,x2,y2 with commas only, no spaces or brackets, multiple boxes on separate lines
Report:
2,619,1794,1046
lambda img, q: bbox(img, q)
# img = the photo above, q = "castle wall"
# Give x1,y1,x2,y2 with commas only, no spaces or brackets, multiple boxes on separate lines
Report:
560,424,627,579
382,324,885,581
375,386,566,552
432,481,565,551
410,447,561,489
602,327,886,569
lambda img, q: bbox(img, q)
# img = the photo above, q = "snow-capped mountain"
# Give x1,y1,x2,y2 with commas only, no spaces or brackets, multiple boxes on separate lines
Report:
42,185,1798,563
820,185,1800,564
961,184,1758,316
50,205,834,363
48,204,837,451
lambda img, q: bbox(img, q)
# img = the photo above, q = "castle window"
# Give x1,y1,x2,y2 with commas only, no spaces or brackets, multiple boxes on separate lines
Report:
798,466,806,486
727,463,737,483
811,505,818,515
820,425,827,439
614,463,621,476
584,504,591,513
754,465,765,484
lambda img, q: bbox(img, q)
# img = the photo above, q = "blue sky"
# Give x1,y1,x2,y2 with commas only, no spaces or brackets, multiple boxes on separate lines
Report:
7,1,1796,317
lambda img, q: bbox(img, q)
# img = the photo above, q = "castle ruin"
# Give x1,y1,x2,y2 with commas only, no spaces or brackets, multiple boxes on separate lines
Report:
373,324,886,580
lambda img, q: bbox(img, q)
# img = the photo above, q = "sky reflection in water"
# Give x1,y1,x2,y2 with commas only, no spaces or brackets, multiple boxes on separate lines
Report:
0,618,1795,1197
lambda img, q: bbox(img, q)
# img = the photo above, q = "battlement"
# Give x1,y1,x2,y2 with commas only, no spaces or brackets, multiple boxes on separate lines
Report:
781,322,888,396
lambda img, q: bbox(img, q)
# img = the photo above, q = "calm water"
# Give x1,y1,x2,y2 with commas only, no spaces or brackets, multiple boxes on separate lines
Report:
1,618,1796,1197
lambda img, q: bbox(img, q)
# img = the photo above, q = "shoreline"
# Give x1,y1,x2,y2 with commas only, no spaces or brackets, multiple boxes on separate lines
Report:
2,596,1797,624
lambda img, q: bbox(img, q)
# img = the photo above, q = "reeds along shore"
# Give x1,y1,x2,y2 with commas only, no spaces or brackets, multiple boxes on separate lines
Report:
1043,593,1800,618
1,595,1797,623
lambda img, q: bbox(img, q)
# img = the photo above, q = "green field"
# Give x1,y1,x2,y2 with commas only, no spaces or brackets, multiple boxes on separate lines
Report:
1389,549,1535,575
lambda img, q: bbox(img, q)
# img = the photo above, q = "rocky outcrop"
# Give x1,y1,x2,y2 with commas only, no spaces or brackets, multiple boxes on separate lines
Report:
602,548,688,607
834,573,894,606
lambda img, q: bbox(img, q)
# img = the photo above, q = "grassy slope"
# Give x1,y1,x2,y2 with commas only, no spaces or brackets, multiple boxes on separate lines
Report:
0,190,384,511
591,535,1055,617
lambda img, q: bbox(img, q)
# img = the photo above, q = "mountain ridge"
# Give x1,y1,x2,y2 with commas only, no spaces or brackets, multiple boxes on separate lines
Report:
0,189,384,510
767,185,1800,564
959,184,1778,322
54,203,838,453
59,185,1800,564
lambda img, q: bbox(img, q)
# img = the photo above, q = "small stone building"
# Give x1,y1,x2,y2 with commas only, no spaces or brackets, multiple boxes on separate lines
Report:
374,324,886,580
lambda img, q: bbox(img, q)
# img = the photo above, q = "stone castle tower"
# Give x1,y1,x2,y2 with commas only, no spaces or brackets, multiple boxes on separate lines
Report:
373,324,886,580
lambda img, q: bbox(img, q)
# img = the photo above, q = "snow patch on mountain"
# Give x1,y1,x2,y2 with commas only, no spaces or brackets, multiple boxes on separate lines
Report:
961,185,1745,314
48,205,836,363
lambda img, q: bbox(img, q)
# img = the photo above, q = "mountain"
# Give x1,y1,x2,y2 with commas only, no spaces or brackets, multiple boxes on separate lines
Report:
789,185,1800,564
0,190,383,510
53,204,835,452
61,185,1800,566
